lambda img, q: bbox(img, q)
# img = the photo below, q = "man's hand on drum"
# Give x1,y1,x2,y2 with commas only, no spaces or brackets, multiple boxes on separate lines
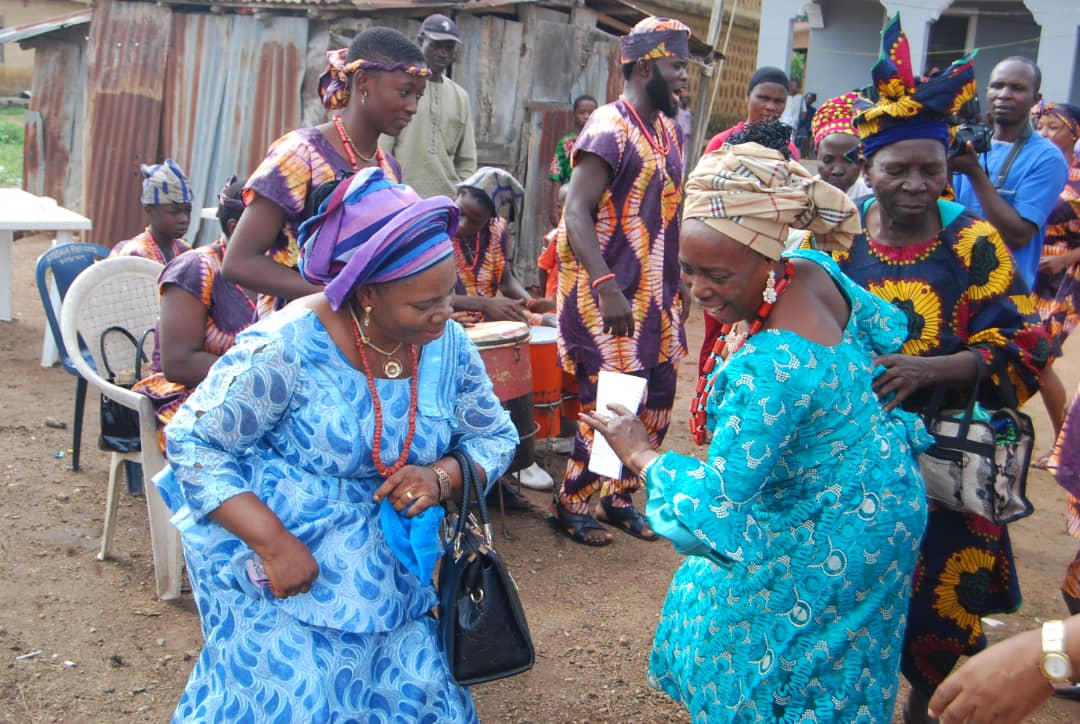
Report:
595,279,634,336
484,296,530,323
374,465,443,517
580,403,658,475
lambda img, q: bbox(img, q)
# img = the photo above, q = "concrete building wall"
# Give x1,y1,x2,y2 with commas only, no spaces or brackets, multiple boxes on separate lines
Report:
0,0,86,95
804,0,886,104
968,12,1040,108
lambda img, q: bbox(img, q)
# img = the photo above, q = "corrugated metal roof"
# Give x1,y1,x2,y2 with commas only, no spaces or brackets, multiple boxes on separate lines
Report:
0,10,91,46
163,10,306,244
83,1,174,247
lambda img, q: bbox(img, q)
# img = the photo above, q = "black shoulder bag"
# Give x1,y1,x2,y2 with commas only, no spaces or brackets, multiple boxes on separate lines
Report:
97,325,153,453
437,449,534,685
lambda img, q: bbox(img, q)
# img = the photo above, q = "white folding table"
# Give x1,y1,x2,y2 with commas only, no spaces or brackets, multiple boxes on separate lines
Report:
0,188,93,365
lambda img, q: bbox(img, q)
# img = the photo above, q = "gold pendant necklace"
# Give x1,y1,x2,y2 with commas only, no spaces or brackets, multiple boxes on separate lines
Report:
347,305,404,378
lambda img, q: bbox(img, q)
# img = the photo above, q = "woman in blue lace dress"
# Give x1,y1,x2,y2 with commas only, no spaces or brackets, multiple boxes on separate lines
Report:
583,129,932,721
155,168,517,722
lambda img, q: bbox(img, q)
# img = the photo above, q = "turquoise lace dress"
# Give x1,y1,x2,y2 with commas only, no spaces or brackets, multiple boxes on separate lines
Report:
155,308,518,722
644,250,932,722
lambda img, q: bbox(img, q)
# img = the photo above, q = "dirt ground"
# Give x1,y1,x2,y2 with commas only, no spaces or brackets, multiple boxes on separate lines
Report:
2,233,1079,723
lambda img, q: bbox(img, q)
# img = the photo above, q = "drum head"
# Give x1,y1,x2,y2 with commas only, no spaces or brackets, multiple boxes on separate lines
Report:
466,320,530,348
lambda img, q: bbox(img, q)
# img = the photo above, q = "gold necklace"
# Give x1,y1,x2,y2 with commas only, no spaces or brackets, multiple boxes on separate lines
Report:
347,305,404,378
333,115,378,164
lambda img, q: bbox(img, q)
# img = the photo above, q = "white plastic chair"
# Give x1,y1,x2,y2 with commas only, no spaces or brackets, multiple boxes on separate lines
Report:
60,255,183,600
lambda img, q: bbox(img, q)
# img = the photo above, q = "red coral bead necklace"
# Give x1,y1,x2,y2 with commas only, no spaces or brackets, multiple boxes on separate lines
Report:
349,307,419,478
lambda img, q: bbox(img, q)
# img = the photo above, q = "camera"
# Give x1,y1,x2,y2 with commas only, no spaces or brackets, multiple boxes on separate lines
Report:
948,97,993,157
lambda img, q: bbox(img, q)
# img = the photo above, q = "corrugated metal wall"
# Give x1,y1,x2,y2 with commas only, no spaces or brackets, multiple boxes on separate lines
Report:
22,28,87,208
163,11,306,244
82,0,173,247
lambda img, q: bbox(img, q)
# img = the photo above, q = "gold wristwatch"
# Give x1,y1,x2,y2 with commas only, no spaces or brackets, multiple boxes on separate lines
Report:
1041,620,1074,689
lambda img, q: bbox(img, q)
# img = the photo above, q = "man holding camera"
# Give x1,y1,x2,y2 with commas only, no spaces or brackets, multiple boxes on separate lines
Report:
951,56,1068,288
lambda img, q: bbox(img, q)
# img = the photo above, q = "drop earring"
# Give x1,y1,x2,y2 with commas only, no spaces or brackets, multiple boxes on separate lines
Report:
361,90,368,105
763,269,778,304
363,305,372,327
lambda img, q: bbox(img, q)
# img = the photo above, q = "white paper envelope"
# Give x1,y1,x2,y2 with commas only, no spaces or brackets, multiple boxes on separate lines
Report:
588,370,648,478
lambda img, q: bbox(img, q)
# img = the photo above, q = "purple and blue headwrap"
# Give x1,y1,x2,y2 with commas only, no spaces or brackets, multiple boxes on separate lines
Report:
619,17,691,64
297,168,457,310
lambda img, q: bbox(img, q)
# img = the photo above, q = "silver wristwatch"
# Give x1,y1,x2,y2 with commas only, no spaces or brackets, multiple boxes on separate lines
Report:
1041,620,1074,689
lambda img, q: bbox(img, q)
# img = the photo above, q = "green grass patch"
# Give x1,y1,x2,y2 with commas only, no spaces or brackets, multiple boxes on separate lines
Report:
0,108,24,187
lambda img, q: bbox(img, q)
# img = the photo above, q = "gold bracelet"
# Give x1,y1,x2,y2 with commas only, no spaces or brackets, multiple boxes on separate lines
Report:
637,454,659,486
430,464,452,503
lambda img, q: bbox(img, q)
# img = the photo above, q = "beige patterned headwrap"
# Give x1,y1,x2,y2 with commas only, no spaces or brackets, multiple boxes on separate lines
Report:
682,142,860,260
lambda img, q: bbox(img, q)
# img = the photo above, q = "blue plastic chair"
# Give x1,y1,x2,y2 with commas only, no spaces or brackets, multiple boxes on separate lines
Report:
35,242,111,471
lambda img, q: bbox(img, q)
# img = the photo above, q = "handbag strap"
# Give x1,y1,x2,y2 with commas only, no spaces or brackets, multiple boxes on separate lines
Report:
99,325,140,383
446,449,494,547
921,351,985,438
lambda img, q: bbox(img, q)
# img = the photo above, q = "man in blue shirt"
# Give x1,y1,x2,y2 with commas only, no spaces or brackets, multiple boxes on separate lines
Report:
951,56,1068,288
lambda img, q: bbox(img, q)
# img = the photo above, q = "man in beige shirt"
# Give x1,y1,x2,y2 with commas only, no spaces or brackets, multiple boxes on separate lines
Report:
379,14,478,199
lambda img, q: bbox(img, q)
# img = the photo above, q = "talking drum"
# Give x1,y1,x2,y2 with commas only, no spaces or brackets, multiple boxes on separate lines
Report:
528,326,561,439
465,321,535,473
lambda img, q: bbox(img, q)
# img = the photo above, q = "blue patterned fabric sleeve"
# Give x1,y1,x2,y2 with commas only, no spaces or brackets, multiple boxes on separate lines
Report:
645,337,819,564
164,328,298,519
446,327,518,491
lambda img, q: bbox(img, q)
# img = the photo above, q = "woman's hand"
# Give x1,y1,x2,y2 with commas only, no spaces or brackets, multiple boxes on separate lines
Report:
872,354,936,411
374,465,442,517
579,403,656,474
1038,253,1074,276
927,628,1050,723
257,532,320,599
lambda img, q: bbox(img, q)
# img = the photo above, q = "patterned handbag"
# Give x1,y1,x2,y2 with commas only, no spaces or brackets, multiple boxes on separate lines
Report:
437,449,534,685
918,373,1034,525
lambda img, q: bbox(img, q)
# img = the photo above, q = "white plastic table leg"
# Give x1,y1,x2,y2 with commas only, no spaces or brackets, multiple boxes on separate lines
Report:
39,234,64,367
0,229,12,322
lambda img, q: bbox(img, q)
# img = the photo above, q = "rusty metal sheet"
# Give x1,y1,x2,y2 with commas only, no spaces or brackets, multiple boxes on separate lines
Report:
24,31,88,210
515,105,576,286
163,11,306,245
83,0,174,248
0,9,90,46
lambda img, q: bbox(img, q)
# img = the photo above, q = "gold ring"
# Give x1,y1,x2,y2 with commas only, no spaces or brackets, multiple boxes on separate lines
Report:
406,491,414,500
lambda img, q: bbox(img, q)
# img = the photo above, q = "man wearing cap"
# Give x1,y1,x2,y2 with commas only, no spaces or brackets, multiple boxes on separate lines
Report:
551,17,690,547
378,14,477,200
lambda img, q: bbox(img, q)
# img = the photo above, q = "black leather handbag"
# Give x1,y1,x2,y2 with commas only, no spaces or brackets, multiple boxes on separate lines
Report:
97,325,151,453
437,449,534,685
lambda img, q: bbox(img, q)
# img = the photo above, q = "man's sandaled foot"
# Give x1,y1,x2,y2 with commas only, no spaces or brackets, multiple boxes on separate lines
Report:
597,502,658,541
549,501,613,546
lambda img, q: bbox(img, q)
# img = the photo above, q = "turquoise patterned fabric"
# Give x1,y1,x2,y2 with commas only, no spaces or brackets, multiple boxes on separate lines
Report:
644,249,932,722
156,306,517,722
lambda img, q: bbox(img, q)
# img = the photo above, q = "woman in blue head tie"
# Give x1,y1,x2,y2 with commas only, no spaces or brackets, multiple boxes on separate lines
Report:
156,168,518,722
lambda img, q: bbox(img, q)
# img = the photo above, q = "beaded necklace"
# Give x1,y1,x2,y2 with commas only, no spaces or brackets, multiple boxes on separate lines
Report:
333,115,377,169
690,260,795,445
350,313,419,477
620,96,671,157
453,231,483,273
144,228,179,265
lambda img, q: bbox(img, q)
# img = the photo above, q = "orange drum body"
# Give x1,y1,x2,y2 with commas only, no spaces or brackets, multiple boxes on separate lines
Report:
528,326,561,439
466,322,535,472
